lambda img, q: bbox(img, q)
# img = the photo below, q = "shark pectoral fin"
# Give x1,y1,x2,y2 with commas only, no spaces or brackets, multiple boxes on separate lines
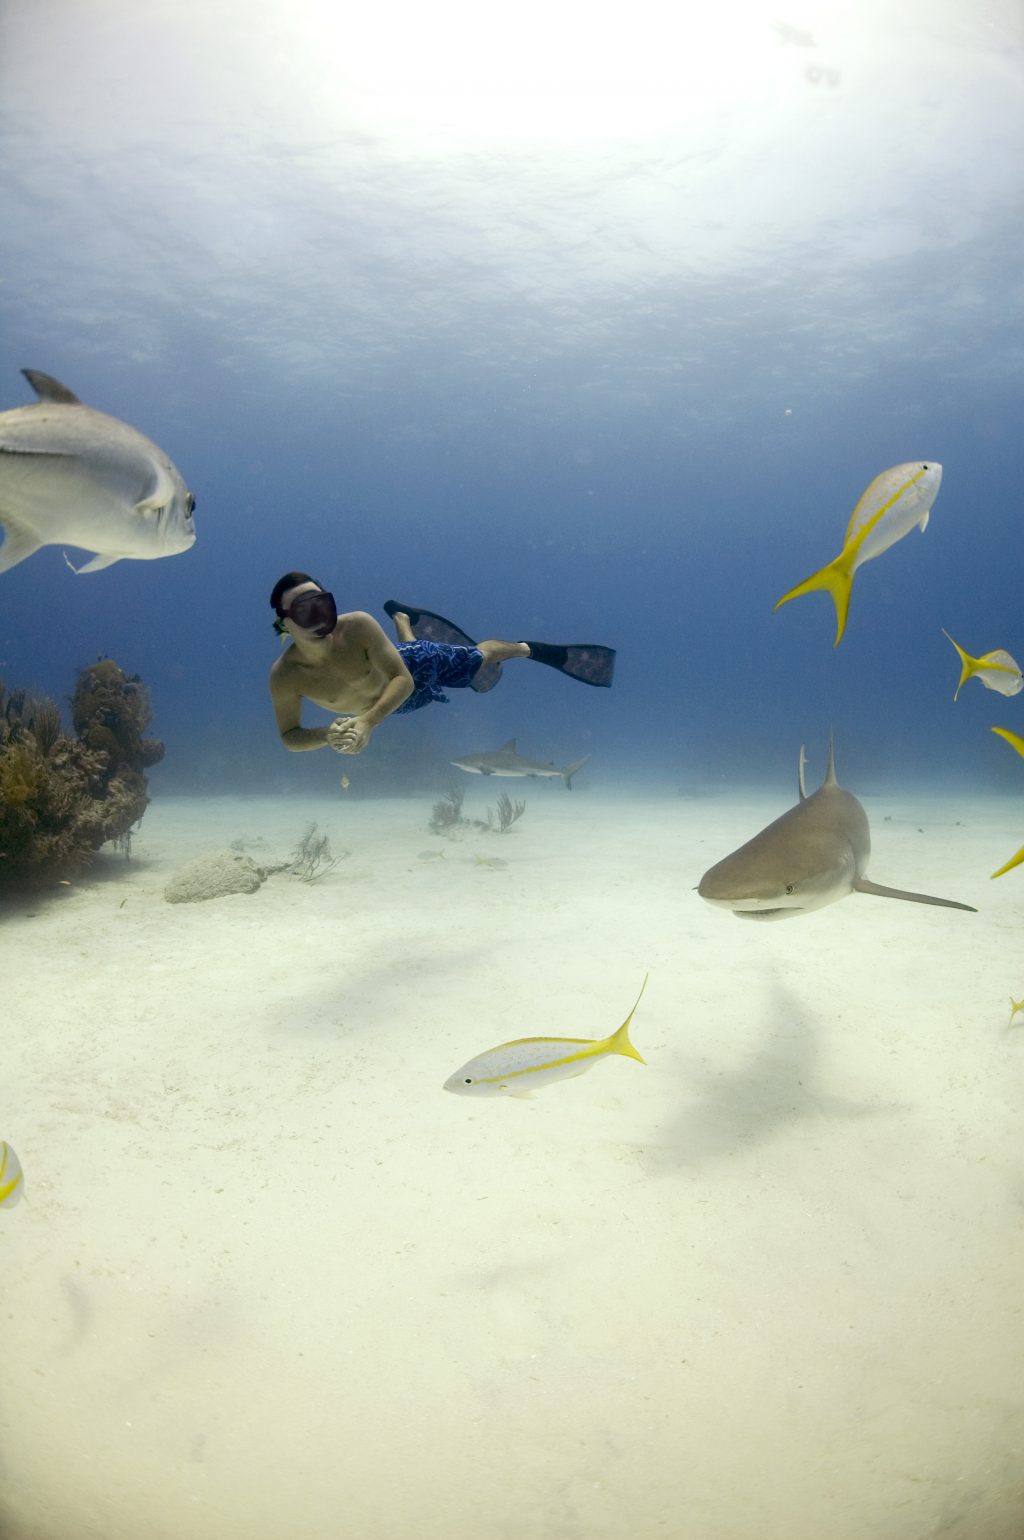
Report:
991,846,1024,880
853,877,976,913
773,551,855,647
0,523,44,573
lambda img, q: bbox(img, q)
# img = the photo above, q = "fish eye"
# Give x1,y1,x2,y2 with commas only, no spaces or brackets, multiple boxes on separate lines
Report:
785,883,795,895
463,1077,473,1084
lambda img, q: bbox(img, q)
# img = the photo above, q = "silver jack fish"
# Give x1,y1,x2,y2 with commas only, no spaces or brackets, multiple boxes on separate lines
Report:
0,369,196,574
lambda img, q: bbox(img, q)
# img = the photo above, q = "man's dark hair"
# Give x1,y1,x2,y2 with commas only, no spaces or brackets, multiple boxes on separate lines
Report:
269,572,322,613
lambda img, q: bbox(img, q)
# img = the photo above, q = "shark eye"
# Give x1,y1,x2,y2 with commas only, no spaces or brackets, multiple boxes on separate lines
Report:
785,884,795,895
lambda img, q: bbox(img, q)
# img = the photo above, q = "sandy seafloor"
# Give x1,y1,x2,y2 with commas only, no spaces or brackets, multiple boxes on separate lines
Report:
3,782,1024,1540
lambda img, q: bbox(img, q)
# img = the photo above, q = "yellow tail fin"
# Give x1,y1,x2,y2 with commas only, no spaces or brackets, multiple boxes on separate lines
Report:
607,974,648,1063
991,845,1024,880
993,726,1024,760
942,630,976,701
774,554,855,648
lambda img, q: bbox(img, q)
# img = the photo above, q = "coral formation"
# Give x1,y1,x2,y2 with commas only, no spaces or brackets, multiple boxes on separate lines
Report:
165,850,266,904
0,661,163,887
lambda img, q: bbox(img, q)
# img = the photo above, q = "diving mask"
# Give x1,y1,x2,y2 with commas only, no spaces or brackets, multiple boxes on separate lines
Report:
274,589,338,638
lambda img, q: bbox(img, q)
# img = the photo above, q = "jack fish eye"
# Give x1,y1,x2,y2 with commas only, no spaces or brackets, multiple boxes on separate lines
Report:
463,1077,473,1085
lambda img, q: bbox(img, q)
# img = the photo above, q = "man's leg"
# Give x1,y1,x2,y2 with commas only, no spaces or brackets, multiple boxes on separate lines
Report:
389,610,417,644
478,639,530,665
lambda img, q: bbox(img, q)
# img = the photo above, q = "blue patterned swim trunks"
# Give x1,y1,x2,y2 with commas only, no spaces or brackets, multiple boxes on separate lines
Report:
394,640,485,714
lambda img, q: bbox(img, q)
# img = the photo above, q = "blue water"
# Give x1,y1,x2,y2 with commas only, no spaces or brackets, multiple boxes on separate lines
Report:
2,2,1022,809
4,9,1024,1540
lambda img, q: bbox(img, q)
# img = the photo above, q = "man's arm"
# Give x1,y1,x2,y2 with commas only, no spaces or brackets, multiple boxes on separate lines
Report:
269,660,330,752
331,613,414,753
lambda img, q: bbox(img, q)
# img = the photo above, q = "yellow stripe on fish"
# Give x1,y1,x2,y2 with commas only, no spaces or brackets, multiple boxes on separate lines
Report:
443,976,648,1098
942,630,1023,701
774,462,942,647
0,1141,24,1207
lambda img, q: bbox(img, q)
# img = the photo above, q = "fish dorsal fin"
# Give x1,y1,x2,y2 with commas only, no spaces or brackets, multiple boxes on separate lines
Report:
824,732,837,788
500,738,517,752
798,745,808,801
22,369,82,405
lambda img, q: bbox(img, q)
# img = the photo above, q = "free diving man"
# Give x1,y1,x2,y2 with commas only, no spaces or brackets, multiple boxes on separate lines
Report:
268,573,615,756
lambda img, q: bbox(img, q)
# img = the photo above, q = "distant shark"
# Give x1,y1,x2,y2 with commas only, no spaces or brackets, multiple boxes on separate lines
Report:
697,740,977,920
451,738,590,790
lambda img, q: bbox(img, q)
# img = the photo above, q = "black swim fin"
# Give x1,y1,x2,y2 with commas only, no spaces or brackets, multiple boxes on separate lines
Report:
382,602,616,690
382,600,502,691
522,640,616,688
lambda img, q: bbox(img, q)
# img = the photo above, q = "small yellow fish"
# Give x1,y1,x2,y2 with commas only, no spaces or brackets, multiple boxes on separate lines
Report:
990,728,1024,877
340,775,350,790
474,856,508,869
444,976,648,1098
0,1141,24,1207
1008,998,1024,1026
774,461,942,647
942,630,1023,701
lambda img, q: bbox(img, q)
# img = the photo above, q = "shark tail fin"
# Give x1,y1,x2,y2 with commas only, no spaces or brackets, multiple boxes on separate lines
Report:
942,629,976,701
606,975,648,1063
853,877,976,912
562,755,590,789
774,552,855,647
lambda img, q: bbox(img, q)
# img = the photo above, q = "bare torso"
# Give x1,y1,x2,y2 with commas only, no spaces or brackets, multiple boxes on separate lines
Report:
269,610,415,753
274,614,399,712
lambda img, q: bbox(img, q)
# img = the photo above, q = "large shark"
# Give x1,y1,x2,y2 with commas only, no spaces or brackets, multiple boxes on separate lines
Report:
698,741,976,920
451,738,590,790
0,369,196,574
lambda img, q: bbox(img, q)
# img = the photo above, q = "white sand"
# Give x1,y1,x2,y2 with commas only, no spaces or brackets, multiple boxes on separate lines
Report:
3,784,1024,1540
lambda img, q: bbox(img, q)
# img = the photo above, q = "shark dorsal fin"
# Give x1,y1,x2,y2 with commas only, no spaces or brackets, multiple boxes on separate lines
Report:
823,732,837,788
22,369,82,405
500,738,517,752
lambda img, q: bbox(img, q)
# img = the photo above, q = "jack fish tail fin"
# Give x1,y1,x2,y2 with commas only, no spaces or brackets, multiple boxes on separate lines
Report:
774,553,855,648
